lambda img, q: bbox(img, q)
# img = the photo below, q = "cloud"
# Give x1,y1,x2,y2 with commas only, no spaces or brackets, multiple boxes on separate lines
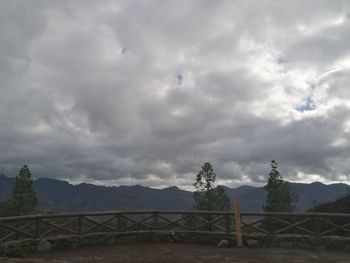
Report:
1,0,350,188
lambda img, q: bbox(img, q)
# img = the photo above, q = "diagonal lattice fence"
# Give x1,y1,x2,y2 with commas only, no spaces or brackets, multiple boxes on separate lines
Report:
1,211,350,244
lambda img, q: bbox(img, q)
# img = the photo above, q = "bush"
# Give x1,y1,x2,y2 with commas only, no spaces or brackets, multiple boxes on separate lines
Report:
8,247,26,258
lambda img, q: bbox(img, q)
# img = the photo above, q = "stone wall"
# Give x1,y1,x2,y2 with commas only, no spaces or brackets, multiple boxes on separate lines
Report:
243,233,350,250
1,231,350,256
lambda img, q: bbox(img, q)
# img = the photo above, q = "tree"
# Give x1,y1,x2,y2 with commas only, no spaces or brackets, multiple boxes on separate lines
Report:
186,162,230,231
9,165,38,215
0,201,13,217
263,160,297,212
193,162,230,211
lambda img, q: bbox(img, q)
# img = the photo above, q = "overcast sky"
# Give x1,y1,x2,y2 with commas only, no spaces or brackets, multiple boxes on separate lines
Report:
1,0,350,189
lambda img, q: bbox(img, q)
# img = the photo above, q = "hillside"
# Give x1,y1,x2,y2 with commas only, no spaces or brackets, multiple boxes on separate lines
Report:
0,175,349,212
308,193,350,213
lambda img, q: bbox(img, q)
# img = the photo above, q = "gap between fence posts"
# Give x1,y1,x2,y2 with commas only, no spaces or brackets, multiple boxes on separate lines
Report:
234,199,243,247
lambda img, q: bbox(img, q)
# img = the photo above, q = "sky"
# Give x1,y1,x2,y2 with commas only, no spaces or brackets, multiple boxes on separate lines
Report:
1,0,350,189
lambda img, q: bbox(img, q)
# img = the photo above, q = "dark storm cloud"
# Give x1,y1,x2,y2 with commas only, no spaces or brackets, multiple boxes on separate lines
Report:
1,0,350,188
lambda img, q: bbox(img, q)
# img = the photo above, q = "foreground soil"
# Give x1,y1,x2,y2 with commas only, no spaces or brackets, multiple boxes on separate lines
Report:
1,243,350,263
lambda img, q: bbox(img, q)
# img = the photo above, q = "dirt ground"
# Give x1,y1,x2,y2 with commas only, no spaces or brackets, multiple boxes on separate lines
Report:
1,243,350,263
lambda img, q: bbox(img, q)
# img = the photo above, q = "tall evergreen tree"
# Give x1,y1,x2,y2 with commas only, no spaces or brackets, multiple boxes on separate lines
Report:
9,165,38,215
193,162,230,211
263,160,297,212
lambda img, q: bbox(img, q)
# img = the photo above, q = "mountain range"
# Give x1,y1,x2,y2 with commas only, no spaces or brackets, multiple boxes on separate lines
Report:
0,175,349,213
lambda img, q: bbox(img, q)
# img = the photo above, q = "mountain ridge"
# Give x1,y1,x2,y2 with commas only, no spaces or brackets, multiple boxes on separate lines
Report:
0,175,349,213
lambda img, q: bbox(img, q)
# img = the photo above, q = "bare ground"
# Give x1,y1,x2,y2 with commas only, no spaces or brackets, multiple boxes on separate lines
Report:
1,243,350,263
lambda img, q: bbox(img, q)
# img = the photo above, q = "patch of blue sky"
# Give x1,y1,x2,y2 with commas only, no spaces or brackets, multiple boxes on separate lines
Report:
296,96,316,112
176,74,183,85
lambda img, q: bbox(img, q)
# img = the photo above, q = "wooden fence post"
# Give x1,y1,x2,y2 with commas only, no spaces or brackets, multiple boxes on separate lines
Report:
78,215,82,236
234,199,243,247
35,218,40,238
117,214,121,232
226,214,230,234
154,212,159,230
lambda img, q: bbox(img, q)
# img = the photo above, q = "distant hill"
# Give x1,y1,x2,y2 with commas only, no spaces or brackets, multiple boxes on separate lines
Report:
0,175,349,212
308,193,350,213
0,176,194,212
223,182,350,212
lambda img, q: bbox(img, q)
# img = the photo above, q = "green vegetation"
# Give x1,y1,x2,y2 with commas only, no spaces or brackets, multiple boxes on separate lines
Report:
8,247,26,258
308,192,350,231
193,162,230,211
0,201,13,217
0,165,38,216
184,162,230,230
9,165,38,214
263,160,297,212
309,193,350,213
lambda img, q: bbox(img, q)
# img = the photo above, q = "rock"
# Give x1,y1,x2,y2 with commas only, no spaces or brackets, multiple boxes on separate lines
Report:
36,240,52,252
70,241,79,249
217,239,229,248
314,245,325,250
3,244,16,255
106,236,116,245
246,239,260,248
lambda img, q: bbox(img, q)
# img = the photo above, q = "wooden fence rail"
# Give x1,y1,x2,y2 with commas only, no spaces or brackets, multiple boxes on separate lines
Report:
1,210,350,244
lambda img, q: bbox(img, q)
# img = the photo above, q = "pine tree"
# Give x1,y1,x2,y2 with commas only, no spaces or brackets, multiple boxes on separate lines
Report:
9,165,38,215
194,162,216,192
193,162,230,211
263,160,297,212
186,162,230,231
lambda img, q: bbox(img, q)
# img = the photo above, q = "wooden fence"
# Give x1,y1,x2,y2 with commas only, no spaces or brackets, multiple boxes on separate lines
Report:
1,209,350,246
